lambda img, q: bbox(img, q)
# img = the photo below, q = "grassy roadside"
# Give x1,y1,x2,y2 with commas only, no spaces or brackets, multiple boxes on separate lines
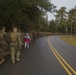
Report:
60,35,76,46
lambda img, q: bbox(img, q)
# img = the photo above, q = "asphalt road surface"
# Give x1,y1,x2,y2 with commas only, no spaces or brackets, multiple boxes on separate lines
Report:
0,36,76,75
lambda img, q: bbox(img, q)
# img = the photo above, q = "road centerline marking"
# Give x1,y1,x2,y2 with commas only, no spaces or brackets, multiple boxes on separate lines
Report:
47,37,76,75
50,41,76,74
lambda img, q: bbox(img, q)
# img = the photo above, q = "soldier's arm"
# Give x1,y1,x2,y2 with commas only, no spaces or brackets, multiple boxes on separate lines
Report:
21,33,24,43
17,33,22,49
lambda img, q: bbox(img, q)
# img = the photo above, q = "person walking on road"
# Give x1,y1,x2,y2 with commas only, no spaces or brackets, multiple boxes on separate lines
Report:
9,27,21,64
0,27,9,64
18,29,23,48
24,33,31,48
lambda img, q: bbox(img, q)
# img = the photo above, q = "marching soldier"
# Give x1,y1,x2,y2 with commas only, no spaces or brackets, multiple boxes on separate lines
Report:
9,27,21,64
0,27,9,64
18,29,24,56
18,29,23,48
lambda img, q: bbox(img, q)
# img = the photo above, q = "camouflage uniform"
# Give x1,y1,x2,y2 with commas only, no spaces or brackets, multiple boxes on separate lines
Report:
0,30,9,64
9,32,21,64
18,32,23,48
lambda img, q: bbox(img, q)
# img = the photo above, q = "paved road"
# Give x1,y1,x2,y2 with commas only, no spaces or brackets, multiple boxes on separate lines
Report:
0,36,76,75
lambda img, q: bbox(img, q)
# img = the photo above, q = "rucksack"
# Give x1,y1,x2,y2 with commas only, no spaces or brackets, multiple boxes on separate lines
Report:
10,33,18,43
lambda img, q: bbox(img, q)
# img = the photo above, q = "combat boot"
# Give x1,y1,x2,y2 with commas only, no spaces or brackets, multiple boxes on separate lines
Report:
0,58,5,64
12,61,15,64
17,58,20,62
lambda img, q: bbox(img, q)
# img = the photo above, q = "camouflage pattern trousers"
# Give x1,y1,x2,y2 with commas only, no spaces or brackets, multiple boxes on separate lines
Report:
0,41,9,61
0,48,3,61
10,43,20,62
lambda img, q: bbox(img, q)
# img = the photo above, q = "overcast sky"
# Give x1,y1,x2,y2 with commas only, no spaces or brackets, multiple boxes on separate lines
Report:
48,0,76,21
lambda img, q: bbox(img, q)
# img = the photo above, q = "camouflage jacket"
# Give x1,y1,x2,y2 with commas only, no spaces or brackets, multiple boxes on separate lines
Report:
9,32,21,46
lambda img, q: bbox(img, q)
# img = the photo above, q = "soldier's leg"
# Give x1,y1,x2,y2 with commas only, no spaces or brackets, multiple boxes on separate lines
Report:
0,44,5,64
25,42,27,48
4,43,10,56
27,43,29,48
16,50,20,61
0,49,5,64
0,58,5,64
0,51,5,64
0,49,2,61
0,48,5,64
15,46,20,61
10,47,16,64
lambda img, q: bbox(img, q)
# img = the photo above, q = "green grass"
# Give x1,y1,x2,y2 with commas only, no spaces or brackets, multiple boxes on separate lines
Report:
61,35,76,46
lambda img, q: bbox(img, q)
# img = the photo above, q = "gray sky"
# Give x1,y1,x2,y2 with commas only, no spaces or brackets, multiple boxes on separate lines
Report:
48,0,76,21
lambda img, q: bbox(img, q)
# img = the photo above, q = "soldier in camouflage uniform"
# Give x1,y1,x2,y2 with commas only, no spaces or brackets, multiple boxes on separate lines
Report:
18,29,24,56
0,27,9,64
18,29,23,48
9,27,21,64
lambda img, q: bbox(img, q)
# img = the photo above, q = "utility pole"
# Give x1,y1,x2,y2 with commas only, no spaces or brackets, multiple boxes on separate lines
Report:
70,20,72,39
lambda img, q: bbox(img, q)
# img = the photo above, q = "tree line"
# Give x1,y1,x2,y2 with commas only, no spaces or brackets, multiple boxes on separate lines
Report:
49,6,76,34
0,0,76,34
0,0,54,32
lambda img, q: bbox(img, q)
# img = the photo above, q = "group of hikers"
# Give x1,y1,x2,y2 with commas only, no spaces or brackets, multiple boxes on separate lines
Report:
0,26,31,64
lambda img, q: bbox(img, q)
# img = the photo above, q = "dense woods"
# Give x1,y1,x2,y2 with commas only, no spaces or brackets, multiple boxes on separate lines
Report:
0,0,76,34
